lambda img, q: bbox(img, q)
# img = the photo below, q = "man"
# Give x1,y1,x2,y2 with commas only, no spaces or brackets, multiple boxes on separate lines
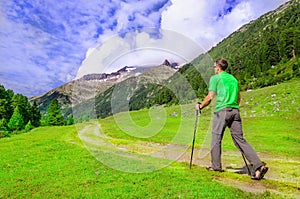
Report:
196,58,268,180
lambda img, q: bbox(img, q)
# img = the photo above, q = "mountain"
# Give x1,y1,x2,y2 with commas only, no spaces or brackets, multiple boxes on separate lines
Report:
30,61,178,117
72,63,179,120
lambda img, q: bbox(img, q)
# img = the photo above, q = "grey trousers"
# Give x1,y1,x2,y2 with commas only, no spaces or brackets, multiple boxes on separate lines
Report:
211,108,264,171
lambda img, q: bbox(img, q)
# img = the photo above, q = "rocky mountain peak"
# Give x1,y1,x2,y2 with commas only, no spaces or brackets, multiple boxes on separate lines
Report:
162,59,171,66
162,59,179,69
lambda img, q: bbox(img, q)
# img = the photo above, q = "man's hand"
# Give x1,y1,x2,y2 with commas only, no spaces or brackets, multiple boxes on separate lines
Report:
195,102,202,111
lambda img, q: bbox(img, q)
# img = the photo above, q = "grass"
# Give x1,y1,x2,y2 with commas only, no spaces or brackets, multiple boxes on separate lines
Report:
1,79,300,198
99,80,300,157
1,126,272,199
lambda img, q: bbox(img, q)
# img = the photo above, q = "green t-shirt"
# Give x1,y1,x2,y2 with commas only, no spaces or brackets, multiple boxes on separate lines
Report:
209,72,239,112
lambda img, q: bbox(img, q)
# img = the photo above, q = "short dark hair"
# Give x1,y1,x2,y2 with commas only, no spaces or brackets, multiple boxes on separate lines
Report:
215,58,228,71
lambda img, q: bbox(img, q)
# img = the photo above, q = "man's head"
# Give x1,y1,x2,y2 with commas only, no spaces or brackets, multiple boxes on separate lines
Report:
214,58,228,74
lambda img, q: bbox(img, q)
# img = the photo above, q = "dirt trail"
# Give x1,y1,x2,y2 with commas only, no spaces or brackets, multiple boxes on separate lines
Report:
78,125,300,198
179,148,299,196
119,143,300,198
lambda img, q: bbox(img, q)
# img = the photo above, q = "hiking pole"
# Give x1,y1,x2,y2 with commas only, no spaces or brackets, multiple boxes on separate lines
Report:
241,152,251,176
235,141,251,175
189,109,199,169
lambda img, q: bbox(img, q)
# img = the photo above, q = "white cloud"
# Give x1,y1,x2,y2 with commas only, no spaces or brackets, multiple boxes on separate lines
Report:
0,0,173,96
76,29,204,78
0,0,291,97
0,0,117,96
161,0,221,49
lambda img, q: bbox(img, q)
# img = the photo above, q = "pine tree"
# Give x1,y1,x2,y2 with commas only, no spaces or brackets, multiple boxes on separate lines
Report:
40,116,47,126
0,85,13,121
0,118,10,138
0,118,8,131
0,86,7,119
24,121,34,132
67,115,74,125
11,94,31,125
8,106,25,131
31,101,41,127
46,99,65,126
0,98,8,119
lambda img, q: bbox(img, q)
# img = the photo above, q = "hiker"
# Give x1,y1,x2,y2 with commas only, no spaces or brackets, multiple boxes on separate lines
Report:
196,58,268,180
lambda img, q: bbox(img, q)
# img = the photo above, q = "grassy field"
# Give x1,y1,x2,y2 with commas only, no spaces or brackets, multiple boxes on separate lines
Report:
1,79,299,198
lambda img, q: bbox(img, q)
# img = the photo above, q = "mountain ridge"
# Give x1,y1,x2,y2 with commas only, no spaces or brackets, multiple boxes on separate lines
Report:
30,60,178,115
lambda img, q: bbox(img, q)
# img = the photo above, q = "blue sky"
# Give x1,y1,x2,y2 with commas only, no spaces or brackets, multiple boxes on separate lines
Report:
0,0,289,97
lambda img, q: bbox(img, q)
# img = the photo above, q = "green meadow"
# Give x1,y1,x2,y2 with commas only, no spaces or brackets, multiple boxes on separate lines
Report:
1,80,299,198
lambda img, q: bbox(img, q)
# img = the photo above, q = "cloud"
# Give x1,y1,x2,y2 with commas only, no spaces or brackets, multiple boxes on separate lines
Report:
0,0,119,96
76,29,204,78
0,0,173,96
0,0,290,97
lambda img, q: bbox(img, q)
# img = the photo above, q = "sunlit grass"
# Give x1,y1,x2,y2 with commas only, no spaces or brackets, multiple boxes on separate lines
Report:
0,126,277,199
1,79,299,198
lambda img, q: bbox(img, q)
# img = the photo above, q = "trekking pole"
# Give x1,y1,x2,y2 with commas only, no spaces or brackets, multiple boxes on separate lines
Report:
189,110,199,169
235,141,251,175
241,152,251,175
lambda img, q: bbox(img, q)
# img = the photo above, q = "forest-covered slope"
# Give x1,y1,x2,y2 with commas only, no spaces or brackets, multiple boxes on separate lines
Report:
205,0,300,89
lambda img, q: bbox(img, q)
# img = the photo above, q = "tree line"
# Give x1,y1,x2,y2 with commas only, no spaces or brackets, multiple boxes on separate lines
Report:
0,85,73,138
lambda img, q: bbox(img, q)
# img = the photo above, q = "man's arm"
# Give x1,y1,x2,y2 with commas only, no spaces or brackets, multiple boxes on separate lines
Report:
196,91,215,110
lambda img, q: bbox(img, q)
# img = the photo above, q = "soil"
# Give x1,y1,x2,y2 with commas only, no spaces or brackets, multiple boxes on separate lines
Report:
121,143,300,198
